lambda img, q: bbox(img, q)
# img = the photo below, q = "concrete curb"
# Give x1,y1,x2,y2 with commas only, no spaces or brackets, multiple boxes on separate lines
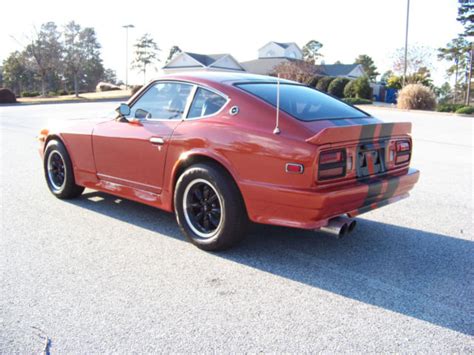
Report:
355,104,473,118
0,96,128,107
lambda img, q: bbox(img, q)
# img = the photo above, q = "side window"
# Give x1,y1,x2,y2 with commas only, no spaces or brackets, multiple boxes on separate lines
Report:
187,88,227,119
129,82,193,120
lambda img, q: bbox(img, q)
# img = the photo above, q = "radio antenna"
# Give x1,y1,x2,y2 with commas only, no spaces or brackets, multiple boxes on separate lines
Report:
273,74,281,135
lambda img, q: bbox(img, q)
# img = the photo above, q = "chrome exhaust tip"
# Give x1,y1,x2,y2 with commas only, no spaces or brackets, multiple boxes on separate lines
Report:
318,216,356,238
348,219,357,233
319,219,349,239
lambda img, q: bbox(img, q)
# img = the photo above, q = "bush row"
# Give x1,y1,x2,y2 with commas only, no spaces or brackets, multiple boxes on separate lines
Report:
436,103,472,113
342,98,373,105
308,76,372,100
21,90,70,97
454,105,474,114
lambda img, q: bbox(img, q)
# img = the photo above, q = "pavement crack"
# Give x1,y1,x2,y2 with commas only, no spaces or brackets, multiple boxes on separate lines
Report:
31,326,51,355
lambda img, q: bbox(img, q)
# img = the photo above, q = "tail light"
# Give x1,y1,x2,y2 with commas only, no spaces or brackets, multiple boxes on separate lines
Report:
395,140,411,165
318,149,346,180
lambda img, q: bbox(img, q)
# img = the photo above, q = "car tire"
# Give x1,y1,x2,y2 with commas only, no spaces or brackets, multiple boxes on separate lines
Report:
43,139,85,199
174,163,247,251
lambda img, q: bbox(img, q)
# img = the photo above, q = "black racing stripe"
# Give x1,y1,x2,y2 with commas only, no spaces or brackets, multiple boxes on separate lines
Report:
357,176,401,214
357,178,383,214
359,124,377,141
381,177,400,200
379,123,395,138
356,122,378,214
356,123,399,215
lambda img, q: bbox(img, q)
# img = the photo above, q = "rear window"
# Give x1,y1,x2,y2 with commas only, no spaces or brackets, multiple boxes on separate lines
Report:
236,83,369,121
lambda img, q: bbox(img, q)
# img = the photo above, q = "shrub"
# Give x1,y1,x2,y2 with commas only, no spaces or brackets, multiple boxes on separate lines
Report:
344,77,372,99
0,88,17,103
455,106,474,114
397,84,436,110
316,76,336,92
131,85,143,96
343,80,356,98
386,75,402,90
58,89,69,96
327,77,350,98
342,97,372,105
306,75,323,88
21,91,40,97
353,76,372,99
96,82,121,92
436,103,465,112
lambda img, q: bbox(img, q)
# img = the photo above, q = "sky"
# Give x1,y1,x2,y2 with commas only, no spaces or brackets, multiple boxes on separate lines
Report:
0,0,464,86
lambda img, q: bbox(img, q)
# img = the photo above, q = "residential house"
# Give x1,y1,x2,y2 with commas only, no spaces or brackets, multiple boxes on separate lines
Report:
258,41,303,59
241,41,366,78
162,42,366,80
163,52,245,73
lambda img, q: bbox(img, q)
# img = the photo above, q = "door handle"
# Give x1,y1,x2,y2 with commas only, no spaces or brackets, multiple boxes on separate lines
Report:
150,137,165,145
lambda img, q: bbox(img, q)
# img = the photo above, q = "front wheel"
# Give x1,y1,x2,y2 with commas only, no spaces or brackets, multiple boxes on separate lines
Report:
43,139,84,199
174,163,247,251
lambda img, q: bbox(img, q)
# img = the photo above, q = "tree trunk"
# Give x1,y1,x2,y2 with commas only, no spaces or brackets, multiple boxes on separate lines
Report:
41,75,46,97
74,73,79,98
143,64,147,85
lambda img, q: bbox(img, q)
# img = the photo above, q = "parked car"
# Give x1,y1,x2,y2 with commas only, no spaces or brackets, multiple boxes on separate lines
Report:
38,72,419,250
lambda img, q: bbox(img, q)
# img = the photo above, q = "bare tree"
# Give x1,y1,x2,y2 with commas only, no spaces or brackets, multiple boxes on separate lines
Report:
271,61,319,84
25,22,62,96
392,45,434,77
63,21,102,97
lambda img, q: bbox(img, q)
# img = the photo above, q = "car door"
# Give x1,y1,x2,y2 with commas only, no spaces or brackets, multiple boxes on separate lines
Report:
92,81,194,194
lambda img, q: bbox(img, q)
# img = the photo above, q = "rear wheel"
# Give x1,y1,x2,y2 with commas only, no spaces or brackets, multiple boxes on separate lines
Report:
43,140,84,199
174,163,247,251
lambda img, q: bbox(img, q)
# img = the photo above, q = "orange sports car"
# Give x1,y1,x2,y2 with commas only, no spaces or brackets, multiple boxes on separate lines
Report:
38,72,419,250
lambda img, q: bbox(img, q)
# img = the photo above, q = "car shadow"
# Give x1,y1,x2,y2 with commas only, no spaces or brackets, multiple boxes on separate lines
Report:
68,190,473,336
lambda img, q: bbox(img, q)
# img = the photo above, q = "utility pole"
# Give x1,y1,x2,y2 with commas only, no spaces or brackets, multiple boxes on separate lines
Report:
467,43,473,106
122,24,135,89
402,0,410,87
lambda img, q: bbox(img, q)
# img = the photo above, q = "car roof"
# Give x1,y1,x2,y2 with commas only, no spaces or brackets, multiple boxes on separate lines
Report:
149,71,297,86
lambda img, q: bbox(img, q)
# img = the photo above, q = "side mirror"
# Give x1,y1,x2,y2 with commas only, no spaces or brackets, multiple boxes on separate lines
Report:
116,103,131,117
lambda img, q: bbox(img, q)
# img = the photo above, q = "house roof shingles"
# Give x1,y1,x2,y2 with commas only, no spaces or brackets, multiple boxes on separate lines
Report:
185,53,228,66
319,64,359,77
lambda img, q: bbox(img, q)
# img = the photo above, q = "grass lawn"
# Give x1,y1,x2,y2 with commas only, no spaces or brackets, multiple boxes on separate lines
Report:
17,90,131,104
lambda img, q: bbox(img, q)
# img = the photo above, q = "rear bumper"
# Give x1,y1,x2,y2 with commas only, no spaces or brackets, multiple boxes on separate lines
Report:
241,168,420,230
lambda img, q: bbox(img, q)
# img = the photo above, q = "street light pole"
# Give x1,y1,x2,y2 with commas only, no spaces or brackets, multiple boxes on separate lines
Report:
122,24,135,89
402,0,410,87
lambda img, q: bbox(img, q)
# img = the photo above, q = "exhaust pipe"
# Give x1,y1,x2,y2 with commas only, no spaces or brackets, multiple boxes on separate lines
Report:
339,216,357,233
319,216,356,238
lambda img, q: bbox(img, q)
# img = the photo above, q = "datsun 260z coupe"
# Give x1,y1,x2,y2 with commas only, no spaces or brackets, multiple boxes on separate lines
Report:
38,72,419,250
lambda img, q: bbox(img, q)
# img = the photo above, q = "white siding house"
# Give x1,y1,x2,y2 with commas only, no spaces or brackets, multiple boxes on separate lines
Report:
163,52,245,73
258,42,303,59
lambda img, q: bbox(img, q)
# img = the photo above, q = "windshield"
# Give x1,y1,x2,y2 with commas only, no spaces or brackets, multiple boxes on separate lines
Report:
236,83,369,121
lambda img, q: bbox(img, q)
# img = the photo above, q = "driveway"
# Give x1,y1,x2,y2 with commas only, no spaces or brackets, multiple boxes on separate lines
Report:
0,102,472,352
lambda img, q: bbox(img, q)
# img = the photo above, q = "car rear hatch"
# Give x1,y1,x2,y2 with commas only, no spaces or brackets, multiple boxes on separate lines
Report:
306,122,413,184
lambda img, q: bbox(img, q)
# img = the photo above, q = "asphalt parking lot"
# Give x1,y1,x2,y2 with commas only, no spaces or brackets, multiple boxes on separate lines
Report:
1,101,473,352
